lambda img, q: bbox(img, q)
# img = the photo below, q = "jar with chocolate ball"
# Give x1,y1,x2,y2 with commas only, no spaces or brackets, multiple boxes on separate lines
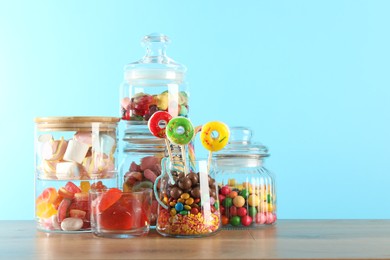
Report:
119,126,167,226
154,158,221,237
120,33,189,125
34,116,120,233
214,127,277,228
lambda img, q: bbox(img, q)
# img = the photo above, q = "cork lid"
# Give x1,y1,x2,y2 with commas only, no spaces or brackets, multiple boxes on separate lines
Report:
35,116,120,131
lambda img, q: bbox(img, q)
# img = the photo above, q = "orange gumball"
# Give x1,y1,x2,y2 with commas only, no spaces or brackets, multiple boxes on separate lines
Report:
221,215,230,226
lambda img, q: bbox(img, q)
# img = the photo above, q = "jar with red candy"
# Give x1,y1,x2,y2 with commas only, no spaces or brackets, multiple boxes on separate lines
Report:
214,127,277,228
120,33,189,123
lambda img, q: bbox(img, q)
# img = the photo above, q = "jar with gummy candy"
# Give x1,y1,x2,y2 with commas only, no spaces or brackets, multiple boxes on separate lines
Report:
34,116,120,233
119,125,166,226
214,127,277,228
154,158,221,237
120,33,189,122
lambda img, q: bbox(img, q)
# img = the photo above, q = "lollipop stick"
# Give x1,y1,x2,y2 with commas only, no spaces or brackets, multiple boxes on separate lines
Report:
181,145,188,175
207,150,212,175
164,138,174,162
188,140,196,173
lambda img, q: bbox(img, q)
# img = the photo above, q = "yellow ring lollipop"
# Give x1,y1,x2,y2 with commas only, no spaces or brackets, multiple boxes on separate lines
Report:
200,121,230,152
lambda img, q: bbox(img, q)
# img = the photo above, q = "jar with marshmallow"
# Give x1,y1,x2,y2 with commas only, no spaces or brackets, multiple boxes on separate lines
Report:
34,116,120,232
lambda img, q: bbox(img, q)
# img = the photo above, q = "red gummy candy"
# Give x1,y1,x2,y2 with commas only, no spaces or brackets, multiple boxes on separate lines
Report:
98,188,122,213
65,182,82,194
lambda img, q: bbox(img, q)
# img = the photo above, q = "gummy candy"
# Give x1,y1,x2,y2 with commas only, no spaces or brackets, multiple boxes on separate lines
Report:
36,201,57,218
98,188,122,213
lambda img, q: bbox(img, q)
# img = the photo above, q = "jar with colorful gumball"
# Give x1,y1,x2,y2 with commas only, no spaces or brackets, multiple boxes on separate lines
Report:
120,33,189,123
34,117,120,233
214,127,277,228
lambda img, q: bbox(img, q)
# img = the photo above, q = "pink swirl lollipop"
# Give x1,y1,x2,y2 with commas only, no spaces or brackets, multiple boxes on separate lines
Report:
148,111,173,160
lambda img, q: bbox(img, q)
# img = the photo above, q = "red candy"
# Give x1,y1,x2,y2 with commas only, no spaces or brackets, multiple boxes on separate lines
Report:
220,186,231,196
148,111,172,138
98,188,122,213
241,215,253,226
237,207,247,217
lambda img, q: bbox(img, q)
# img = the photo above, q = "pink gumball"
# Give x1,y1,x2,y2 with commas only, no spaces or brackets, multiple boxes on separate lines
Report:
255,212,267,224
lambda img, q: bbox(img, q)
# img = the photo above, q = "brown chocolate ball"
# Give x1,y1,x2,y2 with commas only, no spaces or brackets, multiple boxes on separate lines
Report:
191,186,201,199
170,186,183,200
178,176,192,190
187,172,199,185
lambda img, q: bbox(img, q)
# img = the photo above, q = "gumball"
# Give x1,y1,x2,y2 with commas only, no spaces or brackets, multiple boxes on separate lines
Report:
237,207,247,217
266,213,276,224
218,194,226,203
239,189,249,199
248,206,257,217
230,216,241,226
220,186,231,196
233,195,245,208
248,194,260,207
241,215,253,226
221,215,230,226
229,191,238,199
222,197,233,208
219,205,225,215
229,206,238,216
255,212,266,224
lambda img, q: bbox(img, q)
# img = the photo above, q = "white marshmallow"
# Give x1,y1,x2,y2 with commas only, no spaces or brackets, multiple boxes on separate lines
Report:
63,140,89,164
56,162,80,180
100,134,116,155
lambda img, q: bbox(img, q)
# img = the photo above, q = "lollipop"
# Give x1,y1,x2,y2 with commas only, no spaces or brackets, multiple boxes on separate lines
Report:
166,117,194,175
148,111,173,160
200,121,230,172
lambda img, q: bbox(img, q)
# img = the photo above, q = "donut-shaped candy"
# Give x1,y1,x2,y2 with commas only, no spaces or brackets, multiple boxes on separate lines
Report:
166,117,194,145
200,121,230,152
148,111,173,138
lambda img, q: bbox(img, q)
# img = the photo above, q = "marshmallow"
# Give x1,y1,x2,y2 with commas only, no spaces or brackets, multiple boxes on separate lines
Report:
41,137,68,161
40,160,57,178
99,134,116,155
63,140,89,164
56,162,81,180
82,154,115,178
74,131,92,147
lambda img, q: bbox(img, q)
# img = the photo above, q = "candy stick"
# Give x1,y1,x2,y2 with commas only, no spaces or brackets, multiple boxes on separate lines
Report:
188,125,202,172
181,145,188,175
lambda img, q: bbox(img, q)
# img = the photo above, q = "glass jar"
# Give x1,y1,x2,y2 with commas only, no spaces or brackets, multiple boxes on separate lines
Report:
214,127,277,228
154,158,221,237
120,33,189,122
34,116,120,232
119,125,166,226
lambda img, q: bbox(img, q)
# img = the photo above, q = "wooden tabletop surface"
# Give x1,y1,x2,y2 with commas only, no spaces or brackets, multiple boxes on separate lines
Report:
1,220,390,259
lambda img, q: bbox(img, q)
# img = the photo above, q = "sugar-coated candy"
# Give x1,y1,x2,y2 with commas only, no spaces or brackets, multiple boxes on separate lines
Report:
61,217,83,231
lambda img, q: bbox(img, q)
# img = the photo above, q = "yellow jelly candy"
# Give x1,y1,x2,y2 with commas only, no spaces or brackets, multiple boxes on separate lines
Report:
80,181,91,193
36,201,57,218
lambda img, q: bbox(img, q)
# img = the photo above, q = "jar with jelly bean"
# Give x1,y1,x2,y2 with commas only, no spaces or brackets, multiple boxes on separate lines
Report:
154,158,221,237
214,127,277,228
120,33,189,123
34,116,120,233
119,125,166,226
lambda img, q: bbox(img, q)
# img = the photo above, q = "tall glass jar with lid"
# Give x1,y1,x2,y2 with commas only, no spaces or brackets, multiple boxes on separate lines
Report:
120,33,189,123
214,127,277,228
34,116,120,233
119,125,166,226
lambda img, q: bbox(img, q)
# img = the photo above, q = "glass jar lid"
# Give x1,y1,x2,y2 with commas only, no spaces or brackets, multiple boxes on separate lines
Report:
124,33,187,83
214,127,269,159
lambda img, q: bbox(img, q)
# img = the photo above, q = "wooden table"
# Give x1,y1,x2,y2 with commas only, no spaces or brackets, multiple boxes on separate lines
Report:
1,220,390,259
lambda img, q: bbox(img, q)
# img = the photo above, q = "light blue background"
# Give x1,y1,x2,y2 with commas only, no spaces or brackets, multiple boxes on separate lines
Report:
1,0,389,220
